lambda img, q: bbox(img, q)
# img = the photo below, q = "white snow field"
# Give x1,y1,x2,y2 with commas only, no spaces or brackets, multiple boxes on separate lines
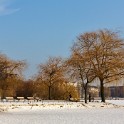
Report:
0,100,124,124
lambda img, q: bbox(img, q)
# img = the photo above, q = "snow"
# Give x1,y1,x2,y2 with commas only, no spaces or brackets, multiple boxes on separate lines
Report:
106,100,124,106
0,100,124,124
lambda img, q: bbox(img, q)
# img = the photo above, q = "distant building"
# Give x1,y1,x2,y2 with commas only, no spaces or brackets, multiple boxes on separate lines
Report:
109,86,124,98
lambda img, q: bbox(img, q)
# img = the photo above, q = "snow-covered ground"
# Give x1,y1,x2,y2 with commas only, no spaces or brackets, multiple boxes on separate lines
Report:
107,100,124,106
0,100,124,124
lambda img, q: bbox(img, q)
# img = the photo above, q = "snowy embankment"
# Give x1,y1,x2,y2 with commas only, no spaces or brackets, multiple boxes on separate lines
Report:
0,100,124,112
0,100,124,124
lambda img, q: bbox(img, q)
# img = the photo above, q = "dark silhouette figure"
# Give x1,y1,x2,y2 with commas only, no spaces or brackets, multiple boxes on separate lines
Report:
69,94,72,101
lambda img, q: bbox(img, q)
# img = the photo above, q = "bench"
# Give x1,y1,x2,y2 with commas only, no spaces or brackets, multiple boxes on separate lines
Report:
16,97,25,102
26,97,34,101
5,97,14,102
26,97,41,102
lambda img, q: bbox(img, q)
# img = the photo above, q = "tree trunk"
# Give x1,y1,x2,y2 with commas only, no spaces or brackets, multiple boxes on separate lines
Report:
48,86,51,100
89,93,91,102
100,79,105,102
84,83,88,104
1,89,5,99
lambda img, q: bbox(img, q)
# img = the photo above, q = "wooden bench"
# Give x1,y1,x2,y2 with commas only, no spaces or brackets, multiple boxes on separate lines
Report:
26,97,34,101
5,97,14,102
16,97,25,102
26,97,41,102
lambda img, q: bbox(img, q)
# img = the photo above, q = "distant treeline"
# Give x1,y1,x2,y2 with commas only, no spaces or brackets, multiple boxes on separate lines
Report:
0,29,124,103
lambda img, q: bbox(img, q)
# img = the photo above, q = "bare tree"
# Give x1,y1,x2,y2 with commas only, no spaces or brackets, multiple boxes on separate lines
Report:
66,50,96,103
37,57,66,100
74,29,124,102
0,53,26,98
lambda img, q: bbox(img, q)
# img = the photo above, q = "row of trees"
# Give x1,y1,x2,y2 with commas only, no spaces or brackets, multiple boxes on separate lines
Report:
0,55,78,100
35,29,124,103
67,30,124,103
0,29,124,103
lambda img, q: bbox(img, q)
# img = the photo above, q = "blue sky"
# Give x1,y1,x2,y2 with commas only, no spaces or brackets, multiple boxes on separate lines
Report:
0,0,124,79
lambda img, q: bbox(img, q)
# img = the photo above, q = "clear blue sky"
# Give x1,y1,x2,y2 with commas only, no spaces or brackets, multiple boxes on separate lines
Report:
0,0,124,79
